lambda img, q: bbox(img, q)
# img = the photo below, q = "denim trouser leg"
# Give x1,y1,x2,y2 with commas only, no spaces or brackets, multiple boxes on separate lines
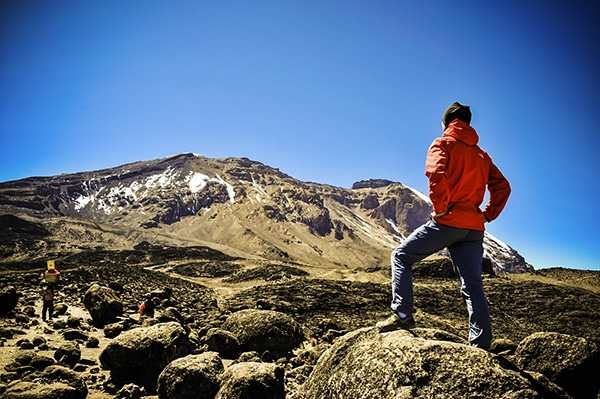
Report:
391,220,466,318
448,233,492,349
390,220,492,349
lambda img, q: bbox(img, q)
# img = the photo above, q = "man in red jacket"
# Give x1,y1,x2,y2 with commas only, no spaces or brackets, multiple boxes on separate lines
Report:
377,102,511,350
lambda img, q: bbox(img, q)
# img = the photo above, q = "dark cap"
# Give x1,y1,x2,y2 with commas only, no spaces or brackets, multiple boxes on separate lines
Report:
442,102,472,128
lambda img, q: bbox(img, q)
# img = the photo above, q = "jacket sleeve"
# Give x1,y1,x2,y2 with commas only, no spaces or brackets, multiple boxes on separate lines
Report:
483,159,511,222
425,138,450,214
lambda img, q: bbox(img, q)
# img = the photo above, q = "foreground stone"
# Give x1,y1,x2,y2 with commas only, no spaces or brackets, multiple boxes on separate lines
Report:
157,352,224,399
54,343,81,367
222,309,304,357
3,365,87,399
514,332,599,399
99,322,192,391
115,383,145,399
205,328,241,359
303,327,569,399
0,286,18,316
83,283,123,326
215,362,284,399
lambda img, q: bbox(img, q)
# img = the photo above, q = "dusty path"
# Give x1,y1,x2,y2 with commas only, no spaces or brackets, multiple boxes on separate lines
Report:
0,297,114,398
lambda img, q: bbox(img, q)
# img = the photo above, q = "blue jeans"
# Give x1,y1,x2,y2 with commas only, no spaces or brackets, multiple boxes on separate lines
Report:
390,220,492,349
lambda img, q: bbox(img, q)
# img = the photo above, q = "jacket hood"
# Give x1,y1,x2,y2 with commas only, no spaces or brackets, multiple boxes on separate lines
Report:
443,119,479,146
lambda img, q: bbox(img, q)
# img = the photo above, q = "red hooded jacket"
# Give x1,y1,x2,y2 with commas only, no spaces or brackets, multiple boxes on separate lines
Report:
426,119,511,231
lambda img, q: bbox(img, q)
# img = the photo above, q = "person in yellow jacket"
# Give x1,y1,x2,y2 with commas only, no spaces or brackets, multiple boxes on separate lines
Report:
42,260,61,285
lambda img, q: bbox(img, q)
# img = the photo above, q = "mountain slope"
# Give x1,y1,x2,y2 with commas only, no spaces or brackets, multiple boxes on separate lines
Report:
0,153,531,272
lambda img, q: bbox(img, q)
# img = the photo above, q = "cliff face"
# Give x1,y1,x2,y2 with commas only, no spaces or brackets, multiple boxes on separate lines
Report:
0,153,531,272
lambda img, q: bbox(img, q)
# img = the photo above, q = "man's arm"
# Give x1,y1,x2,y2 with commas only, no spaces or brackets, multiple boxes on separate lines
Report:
483,160,511,222
425,138,450,215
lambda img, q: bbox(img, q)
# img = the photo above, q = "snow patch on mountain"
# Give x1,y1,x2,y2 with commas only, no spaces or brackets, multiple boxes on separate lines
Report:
485,231,511,251
71,165,237,216
188,172,210,193
405,185,431,204
146,167,178,189
215,174,236,203
74,193,94,210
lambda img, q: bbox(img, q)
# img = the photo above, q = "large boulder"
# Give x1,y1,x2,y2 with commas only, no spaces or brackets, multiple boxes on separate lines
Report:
222,309,304,357
514,332,599,399
215,362,284,399
303,327,570,399
157,352,224,399
83,283,123,326
3,365,87,399
99,322,192,391
0,286,18,316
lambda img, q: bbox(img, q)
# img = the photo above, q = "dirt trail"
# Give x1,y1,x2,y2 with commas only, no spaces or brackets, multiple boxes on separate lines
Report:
0,298,114,398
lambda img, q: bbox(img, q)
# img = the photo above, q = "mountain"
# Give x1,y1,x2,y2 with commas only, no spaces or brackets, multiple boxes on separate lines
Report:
0,153,531,272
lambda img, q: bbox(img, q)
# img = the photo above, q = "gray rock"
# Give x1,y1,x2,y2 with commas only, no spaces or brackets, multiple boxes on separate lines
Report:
115,383,145,399
30,354,55,370
205,328,241,359
157,307,184,323
303,327,570,399
85,336,99,348
103,321,124,338
222,309,304,357
0,371,18,384
32,336,47,347
18,339,34,350
3,381,83,399
293,343,329,366
62,329,88,341
237,351,261,363
83,283,123,326
491,338,517,354
0,327,15,338
157,352,224,399
0,286,18,316
3,365,88,399
66,316,80,328
514,332,599,399
108,282,124,293
14,353,32,366
22,305,36,317
99,322,192,391
73,364,87,372
53,303,68,316
53,320,67,330
54,342,81,367
215,361,284,399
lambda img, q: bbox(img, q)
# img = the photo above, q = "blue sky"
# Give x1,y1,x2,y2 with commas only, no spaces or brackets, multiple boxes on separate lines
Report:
1,1,599,269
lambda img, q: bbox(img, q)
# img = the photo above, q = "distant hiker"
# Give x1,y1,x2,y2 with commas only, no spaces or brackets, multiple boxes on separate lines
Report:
42,260,61,286
139,294,156,318
41,284,55,321
377,102,511,350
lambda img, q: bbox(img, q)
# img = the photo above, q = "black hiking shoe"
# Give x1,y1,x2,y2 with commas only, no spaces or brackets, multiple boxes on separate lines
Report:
376,313,415,333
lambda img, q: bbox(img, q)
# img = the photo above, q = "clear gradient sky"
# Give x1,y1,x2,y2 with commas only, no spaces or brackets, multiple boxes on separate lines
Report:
1,1,599,269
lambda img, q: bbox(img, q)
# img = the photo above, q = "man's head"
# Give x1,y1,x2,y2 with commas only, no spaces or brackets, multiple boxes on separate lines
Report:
442,102,472,128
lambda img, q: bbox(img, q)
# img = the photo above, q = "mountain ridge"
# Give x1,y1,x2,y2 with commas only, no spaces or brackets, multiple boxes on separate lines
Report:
0,153,532,273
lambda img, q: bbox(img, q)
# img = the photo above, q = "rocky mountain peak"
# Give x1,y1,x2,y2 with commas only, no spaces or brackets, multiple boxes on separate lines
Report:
351,179,398,190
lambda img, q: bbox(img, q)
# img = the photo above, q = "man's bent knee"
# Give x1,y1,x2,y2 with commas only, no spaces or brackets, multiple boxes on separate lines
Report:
391,247,415,271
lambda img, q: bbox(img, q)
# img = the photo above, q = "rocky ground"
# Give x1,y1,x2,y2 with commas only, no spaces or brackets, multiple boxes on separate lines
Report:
1,246,599,398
